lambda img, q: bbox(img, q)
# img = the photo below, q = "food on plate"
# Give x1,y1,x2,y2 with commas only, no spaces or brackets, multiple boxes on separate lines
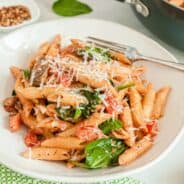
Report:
167,0,184,8
3,34,171,169
0,5,31,27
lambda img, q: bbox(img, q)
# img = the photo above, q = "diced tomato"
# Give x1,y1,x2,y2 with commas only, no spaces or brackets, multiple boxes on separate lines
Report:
24,131,40,147
9,113,22,132
59,72,72,87
146,120,158,137
105,94,122,114
75,125,102,141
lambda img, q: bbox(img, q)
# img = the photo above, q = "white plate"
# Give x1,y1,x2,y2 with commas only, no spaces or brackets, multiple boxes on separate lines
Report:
0,0,40,32
0,18,183,183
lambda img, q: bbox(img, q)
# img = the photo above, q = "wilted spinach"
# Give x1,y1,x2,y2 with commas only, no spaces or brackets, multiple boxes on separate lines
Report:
99,119,122,135
83,138,126,169
77,46,111,62
56,89,101,121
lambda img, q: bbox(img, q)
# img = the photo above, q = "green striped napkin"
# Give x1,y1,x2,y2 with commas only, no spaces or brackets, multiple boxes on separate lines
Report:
0,164,142,184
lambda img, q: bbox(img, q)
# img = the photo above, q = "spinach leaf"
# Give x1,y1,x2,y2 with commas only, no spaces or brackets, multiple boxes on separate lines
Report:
73,108,82,120
70,161,90,169
56,106,76,122
84,138,126,169
116,82,135,91
23,69,31,80
80,89,101,105
80,89,101,118
77,46,111,62
56,90,101,121
99,119,122,135
52,0,92,17
11,90,16,96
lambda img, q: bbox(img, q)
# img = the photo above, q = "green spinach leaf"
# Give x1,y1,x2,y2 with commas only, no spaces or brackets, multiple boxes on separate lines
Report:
80,89,101,105
56,106,76,122
116,82,135,91
84,138,126,169
77,46,111,62
99,119,122,135
56,90,101,121
23,69,31,80
11,90,16,96
52,0,92,17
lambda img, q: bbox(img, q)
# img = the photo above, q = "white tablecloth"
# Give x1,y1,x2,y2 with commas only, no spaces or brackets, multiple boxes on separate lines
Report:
0,0,183,183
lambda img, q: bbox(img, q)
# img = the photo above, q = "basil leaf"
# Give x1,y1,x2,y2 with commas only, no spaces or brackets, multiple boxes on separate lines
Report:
52,0,92,17
84,138,126,169
99,119,122,135
117,82,135,91
23,69,31,80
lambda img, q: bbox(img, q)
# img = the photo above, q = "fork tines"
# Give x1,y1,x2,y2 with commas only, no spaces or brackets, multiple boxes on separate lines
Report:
87,36,127,53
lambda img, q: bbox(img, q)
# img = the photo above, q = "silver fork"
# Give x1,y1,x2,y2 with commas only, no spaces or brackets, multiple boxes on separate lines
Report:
87,36,184,72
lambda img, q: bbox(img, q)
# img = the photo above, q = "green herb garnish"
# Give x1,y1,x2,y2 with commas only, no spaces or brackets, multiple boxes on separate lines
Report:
23,69,31,80
83,138,126,169
99,119,122,135
52,0,92,17
56,107,76,122
77,46,111,62
116,82,135,91
80,89,101,105
56,89,101,122
73,108,82,120
11,90,16,96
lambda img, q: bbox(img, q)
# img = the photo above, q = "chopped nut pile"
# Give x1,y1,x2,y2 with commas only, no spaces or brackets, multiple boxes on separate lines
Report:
0,5,31,27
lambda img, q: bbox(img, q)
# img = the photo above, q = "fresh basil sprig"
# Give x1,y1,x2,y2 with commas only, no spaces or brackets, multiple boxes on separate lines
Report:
99,119,122,135
52,0,92,17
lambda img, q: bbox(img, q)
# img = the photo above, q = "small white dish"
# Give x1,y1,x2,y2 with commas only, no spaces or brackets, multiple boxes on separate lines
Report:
0,18,183,183
0,0,40,32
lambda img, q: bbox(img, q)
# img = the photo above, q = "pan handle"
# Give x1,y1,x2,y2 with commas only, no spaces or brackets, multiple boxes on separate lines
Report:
117,0,150,17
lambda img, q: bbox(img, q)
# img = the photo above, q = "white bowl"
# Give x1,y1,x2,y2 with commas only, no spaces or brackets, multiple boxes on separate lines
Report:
0,18,183,183
0,0,40,32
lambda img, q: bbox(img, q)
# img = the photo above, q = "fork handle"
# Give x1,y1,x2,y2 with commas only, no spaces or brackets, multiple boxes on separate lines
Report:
139,55,184,72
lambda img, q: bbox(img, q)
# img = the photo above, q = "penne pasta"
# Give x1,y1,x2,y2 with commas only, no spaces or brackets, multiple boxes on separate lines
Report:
112,128,130,140
142,83,156,120
41,136,86,149
110,51,131,65
20,112,37,128
10,66,22,79
129,87,146,131
22,147,70,161
17,87,88,107
152,86,171,119
46,34,61,57
58,113,112,137
119,136,153,165
120,103,136,147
